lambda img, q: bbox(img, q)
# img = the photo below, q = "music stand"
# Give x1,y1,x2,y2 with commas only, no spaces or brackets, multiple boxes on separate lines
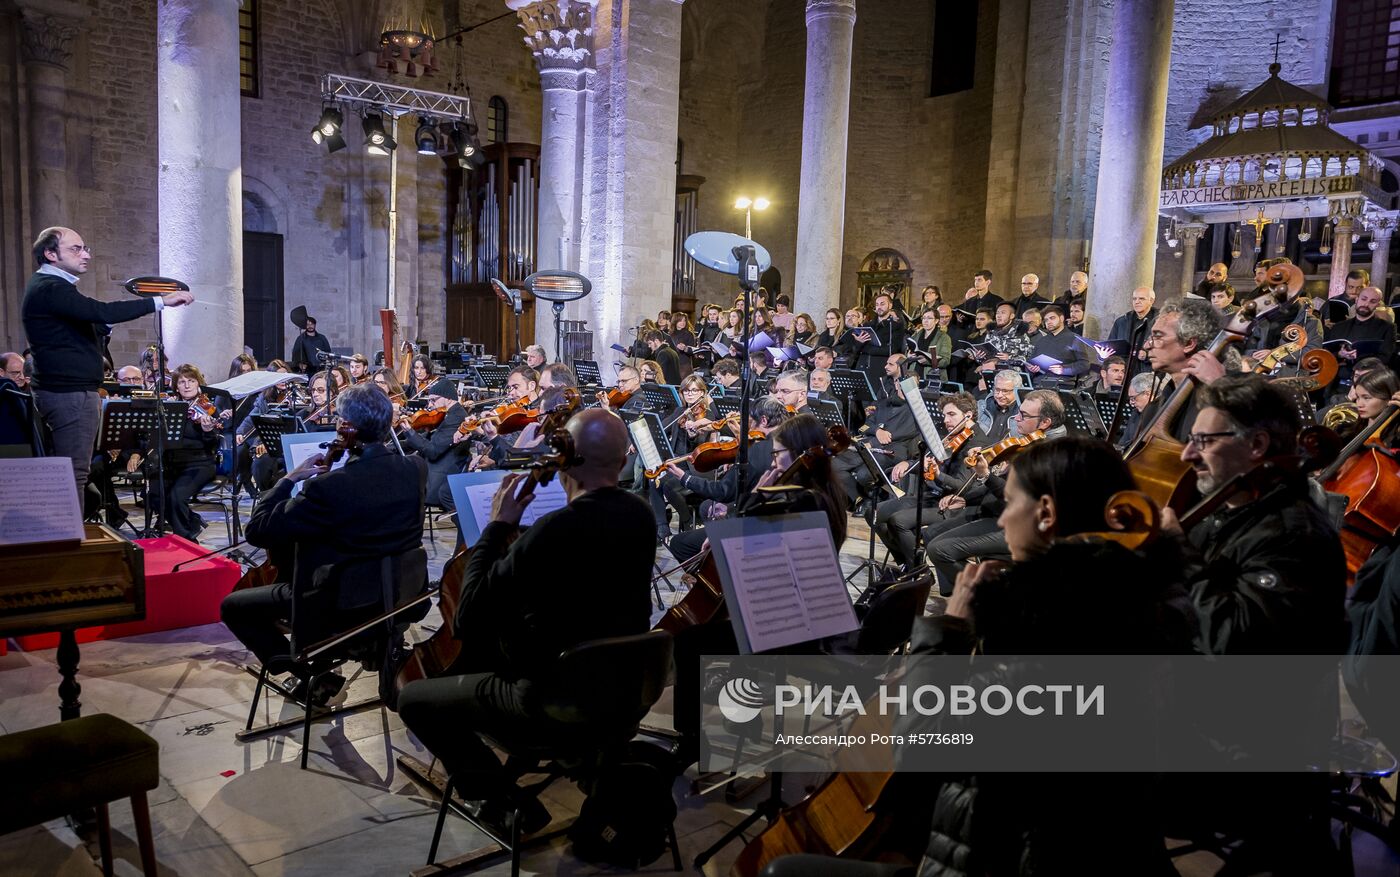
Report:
623,410,675,463
844,441,902,590
574,359,602,387
122,275,187,537
804,398,845,430
1060,390,1106,438
252,415,299,460
523,270,592,363
472,364,509,391
98,397,187,536
712,395,741,423
828,368,876,432
639,382,682,413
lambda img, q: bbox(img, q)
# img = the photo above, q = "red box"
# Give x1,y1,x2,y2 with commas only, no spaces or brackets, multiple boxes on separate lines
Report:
14,536,243,650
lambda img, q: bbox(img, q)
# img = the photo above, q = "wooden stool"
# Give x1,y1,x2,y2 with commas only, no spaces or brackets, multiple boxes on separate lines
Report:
0,713,160,876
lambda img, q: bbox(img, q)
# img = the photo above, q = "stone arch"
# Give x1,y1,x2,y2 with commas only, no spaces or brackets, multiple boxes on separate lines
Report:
242,175,288,234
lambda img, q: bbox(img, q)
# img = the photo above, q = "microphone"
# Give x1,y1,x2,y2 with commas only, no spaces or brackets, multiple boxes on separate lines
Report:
316,351,355,363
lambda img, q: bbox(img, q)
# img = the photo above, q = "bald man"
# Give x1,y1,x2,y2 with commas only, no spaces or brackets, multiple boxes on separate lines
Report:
1014,273,1050,317
1109,286,1159,380
1192,262,1230,300
396,408,656,833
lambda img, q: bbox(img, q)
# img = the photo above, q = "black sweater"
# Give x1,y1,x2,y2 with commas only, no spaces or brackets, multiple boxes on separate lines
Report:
21,272,156,391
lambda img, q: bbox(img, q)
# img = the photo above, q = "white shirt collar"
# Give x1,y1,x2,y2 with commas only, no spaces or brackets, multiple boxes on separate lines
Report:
37,264,79,284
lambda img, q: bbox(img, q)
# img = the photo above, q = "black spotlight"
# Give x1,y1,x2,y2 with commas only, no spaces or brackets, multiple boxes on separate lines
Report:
362,111,396,155
312,105,342,145
414,117,439,155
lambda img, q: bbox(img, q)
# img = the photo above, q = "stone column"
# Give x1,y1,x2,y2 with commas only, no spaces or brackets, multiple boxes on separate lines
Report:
16,0,86,230
509,0,596,348
1086,0,1173,331
793,0,857,315
1178,222,1206,298
157,0,244,375
1327,198,1363,298
1370,215,1396,297
580,0,686,354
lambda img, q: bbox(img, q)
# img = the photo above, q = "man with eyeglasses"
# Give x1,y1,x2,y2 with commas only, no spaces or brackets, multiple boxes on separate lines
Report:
1013,273,1050,317
976,370,1021,442
22,227,195,496
1108,286,1159,381
1130,299,1225,444
1159,374,1345,869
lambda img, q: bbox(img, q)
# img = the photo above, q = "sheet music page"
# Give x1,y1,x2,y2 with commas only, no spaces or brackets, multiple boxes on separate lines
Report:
901,376,947,461
719,524,857,653
0,458,85,546
282,433,350,497
465,478,567,534
628,418,664,471
209,371,306,399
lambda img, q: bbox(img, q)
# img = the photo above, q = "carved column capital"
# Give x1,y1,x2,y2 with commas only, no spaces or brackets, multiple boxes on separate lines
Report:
508,0,597,72
806,0,857,26
17,1,86,70
1178,222,1208,243
1370,215,1397,240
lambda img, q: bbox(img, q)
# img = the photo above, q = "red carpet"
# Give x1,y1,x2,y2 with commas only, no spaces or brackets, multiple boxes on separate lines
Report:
15,535,243,650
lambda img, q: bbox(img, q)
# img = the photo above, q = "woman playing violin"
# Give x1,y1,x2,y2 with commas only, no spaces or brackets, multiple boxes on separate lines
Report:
645,375,713,539
903,435,1194,876
637,359,664,385
152,364,227,540
408,354,434,398
299,372,333,427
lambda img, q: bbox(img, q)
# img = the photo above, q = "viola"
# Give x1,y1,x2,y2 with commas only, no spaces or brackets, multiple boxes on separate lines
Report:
394,427,583,696
644,428,765,481
406,407,445,431
963,430,1046,469
1318,404,1400,585
597,387,634,408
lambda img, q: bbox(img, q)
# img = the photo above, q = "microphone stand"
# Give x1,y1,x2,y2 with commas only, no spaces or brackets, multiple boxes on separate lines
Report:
1105,319,1149,448
142,305,172,538
734,246,761,494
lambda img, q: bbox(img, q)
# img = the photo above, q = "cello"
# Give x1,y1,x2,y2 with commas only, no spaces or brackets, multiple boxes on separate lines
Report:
1123,292,1282,512
391,408,583,696
1317,402,1400,585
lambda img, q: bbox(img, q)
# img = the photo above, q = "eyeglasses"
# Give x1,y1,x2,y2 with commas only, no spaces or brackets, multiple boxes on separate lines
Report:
1187,431,1239,450
64,244,92,255
1013,409,1040,421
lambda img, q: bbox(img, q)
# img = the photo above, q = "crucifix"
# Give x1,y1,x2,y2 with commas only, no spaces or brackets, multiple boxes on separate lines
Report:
1244,208,1271,252
1272,34,1282,67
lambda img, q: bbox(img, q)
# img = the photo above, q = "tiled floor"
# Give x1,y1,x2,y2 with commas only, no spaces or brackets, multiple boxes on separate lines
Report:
4,499,1399,876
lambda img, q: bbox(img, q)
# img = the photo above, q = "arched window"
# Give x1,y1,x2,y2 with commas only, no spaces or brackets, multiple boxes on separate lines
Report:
487,96,508,144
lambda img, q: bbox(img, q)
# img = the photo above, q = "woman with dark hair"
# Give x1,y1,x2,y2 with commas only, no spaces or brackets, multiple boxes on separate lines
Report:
791,313,816,346
749,413,847,545
228,352,257,379
903,435,1194,875
408,354,434,399
815,308,844,351
670,312,696,354
1349,368,1400,448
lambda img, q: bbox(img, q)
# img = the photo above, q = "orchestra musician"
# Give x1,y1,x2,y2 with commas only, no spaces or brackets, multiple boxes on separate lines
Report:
398,378,469,507
646,374,715,540
538,362,576,391
1349,369,1400,448
397,409,654,835
289,308,332,374
348,353,371,383
1131,299,1229,444
152,364,228,540
408,354,435,398
221,384,427,705
21,226,194,495
832,360,918,509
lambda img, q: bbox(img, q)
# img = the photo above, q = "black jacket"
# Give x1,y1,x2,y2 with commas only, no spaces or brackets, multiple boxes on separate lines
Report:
21,272,156,392
399,404,470,505
1182,476,1346,655
247,442,427,600
674,437,774,503
652,344,683,385
291,332,332,373
457,486,655,680
856,316,907,371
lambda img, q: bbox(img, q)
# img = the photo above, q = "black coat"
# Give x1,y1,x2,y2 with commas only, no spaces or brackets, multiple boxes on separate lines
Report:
457,486,655,680
291,332,332,373
21,272,156,392
399,404,470,505
246,442,427,600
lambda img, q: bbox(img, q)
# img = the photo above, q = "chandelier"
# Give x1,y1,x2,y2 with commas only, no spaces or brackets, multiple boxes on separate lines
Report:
378,17,437,77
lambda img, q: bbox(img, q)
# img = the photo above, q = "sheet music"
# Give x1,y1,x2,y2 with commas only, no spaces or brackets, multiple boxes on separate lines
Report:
209,370,306,399
628,418,664,471
447,471,569,547
0,458,86,546
715,520,857,653
281,432,350,496
900,376,947,461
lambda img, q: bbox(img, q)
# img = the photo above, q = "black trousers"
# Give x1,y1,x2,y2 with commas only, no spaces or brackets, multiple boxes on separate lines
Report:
926,517,1009,595
873,495,937,568
221,581,298,674
152,459,215,540
833,448,896,509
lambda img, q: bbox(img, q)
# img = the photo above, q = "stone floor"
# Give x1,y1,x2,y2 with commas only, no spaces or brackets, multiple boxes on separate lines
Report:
2,497,1398,876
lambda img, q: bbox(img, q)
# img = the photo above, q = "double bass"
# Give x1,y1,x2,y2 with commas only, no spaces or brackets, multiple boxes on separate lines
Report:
1123,292,1281,512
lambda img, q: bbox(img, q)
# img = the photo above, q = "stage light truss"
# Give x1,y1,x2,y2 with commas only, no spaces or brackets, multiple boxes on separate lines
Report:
320,73,473,123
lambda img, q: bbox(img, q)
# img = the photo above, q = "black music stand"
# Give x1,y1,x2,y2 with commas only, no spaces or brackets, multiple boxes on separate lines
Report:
1059,390,1106,438
573,359,602,387
98,398,187,536
805,398,845,430
712,395,741,424
472,365,509,391
622,410,676,463
639,382,682,413
828,368,876,432
252,415,299,460
845,442,902,590
1094,393,1120,427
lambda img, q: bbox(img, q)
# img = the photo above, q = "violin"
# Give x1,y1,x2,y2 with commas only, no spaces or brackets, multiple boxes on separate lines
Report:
596,387,634,408
406,407,445,431
644,429,766,481
655,426,850,636
1318,404,1400,585
393,427,583,696
925,423,974,482
322,422,362,465
963,430,1046,469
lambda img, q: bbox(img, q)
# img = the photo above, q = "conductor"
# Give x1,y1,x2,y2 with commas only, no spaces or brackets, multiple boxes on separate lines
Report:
21,227,194,494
